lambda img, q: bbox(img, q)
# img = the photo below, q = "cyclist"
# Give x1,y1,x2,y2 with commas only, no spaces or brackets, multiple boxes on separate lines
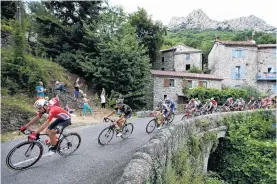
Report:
165,97,175,118
208,98,217,113
224,96,233,110
154,99,169,129
195,98,202,110
188,98,198,113
262,96,271,109
19,99,71,154
247,96,256,110
105,99,132,136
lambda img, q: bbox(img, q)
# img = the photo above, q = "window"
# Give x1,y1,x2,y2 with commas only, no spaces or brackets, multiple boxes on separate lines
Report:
186,54,190,60
161,67,165,70
162,57,165,62
202,81,207,88
186,64,191,70
235,66,241,78
232,65,246,80
268,67,272,73
275,49,277,57
187,80,192,88
164,95,167,99
232,49,246,59
170,79,174,87
234,85,241,89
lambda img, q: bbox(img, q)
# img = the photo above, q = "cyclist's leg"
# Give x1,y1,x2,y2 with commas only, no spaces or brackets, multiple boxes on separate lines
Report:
47,119,63,146
116,115,125,129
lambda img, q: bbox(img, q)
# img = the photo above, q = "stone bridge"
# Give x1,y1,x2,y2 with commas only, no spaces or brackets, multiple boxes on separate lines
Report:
116,110,275,184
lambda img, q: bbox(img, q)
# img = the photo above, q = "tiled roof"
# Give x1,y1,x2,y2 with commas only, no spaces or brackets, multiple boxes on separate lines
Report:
257,44,276,48
160,44,202,53
151,70,223,80
216,40,256,46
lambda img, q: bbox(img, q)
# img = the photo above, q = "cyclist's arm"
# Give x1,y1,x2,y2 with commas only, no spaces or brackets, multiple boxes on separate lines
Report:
34,120,51,134
106,110,116,118
24,115,41,128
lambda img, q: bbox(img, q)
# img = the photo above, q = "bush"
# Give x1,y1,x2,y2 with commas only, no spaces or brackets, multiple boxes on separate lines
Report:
184,87,247,105
209,112,276,184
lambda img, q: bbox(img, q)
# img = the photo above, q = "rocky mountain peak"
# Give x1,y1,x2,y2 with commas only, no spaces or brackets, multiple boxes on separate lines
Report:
168,9,276,33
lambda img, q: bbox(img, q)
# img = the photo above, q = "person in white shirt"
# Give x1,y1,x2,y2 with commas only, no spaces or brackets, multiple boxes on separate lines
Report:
100,88,106,108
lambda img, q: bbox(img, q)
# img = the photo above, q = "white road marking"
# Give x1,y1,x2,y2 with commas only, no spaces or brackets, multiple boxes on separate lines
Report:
14,152,54,166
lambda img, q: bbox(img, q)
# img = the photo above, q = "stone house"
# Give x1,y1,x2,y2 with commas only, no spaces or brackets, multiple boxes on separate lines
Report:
153,44,202,71
151,70,223,108
208,38,276,94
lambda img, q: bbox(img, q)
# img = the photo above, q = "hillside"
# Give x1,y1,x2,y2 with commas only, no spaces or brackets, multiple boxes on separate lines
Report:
162,29,276,61
168,9,276,33
1,49,99,134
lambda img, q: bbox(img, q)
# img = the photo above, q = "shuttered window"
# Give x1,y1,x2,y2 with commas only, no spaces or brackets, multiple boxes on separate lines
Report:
164,79,170,87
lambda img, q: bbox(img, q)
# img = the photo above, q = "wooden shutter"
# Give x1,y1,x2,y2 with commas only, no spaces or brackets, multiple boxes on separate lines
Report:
241,64,246,79
183,80,187,87
198,81,203,87
232,66,236,79
164,79,170,87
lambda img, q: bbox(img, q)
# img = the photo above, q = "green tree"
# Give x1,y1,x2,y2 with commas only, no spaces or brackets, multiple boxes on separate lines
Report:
129,8,167,64
79,22,151,108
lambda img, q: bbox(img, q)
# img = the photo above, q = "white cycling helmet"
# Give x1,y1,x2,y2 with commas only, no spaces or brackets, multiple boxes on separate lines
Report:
34,99,49,109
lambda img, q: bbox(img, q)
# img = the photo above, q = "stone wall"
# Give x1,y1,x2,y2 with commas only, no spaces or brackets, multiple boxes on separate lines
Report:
152,75,222,108
174,52,202,71
208,43,258,88
153,76,184,108
116,110,276,184
153,51,175,71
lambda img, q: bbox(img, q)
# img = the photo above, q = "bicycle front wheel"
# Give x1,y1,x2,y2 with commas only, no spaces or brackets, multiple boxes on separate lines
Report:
121,123,134,139
98,127,114,146
6,141,43,170
146,119,157,134
57,132,81,157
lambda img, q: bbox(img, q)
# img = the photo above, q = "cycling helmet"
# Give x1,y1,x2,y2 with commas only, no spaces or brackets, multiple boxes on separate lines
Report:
116,98,124,104
211,97,214,100
34,99,49,109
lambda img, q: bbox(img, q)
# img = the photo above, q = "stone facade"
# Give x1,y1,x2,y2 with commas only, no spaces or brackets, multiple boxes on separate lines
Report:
151,70,223,108
153,45,202,71
208,40,276,94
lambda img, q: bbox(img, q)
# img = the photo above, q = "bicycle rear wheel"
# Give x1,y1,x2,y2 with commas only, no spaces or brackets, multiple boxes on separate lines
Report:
98,127,114,146
146,119,157,134
166,113,175,124
121,123,134,139
57,132,81,157
6,141,43,170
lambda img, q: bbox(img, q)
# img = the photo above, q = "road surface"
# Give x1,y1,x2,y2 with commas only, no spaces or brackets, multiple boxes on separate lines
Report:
1,115,183,184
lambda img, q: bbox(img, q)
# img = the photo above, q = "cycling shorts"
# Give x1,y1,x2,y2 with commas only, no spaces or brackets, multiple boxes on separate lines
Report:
48,118,71,130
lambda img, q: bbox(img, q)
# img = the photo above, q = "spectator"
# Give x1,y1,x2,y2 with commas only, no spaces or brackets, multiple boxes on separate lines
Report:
36,81,46,99
100,88,106,108
74,78,82,99
82,94,93,119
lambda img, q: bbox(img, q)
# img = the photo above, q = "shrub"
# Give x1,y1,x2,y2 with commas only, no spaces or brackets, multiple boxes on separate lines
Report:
184,87,247,105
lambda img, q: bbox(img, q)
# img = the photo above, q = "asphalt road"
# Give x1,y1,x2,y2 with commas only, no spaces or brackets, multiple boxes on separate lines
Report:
1,115,183,184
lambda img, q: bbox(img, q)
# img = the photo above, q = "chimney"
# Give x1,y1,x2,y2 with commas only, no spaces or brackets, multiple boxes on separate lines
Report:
248,37,256,44
215,37,220,41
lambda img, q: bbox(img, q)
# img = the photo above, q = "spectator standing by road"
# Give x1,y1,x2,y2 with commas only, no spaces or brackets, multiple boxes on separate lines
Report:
100,88,106,108
36,81,46,99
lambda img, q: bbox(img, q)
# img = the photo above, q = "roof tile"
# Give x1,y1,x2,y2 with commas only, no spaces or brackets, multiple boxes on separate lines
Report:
151,70,223,80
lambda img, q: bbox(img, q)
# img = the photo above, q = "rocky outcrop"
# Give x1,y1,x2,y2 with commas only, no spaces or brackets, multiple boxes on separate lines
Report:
168,9,276,33
1,104,36,133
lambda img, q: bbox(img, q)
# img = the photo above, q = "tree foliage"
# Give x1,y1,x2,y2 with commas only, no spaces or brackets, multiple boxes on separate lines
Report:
209,112,276,184
129,8,167,64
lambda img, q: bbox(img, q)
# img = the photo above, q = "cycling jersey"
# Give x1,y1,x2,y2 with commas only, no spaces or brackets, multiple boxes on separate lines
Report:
47,106,71,122
211,100,217,106
115,104,132,114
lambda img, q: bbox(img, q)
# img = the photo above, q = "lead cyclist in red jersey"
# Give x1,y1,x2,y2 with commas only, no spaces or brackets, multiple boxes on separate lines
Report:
20,99,71,154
